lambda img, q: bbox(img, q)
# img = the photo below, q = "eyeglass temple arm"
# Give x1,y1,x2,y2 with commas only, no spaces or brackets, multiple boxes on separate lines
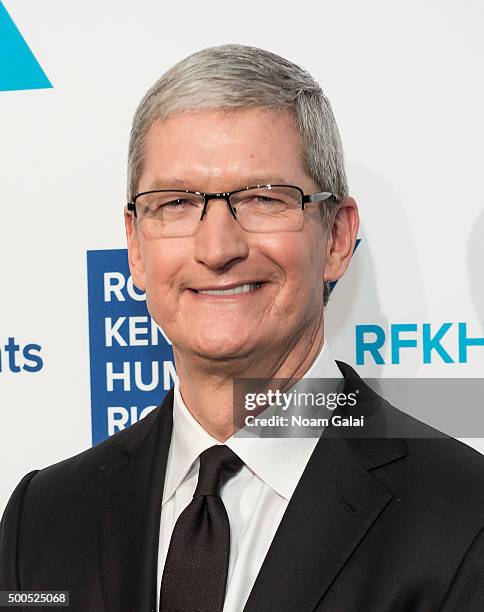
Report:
301,192,335,209
303,191,334,203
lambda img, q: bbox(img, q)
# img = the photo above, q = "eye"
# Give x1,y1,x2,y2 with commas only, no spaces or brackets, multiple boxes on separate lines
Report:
144,197,199,217
161,198,194,208
238,194,288,211
252,195,282,204
239,194,286,207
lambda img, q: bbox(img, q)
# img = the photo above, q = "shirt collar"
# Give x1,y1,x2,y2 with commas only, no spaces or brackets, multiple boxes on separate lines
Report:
162,341,342,505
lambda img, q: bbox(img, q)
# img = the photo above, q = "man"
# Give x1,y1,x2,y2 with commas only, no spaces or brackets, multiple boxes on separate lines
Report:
1,44,484,611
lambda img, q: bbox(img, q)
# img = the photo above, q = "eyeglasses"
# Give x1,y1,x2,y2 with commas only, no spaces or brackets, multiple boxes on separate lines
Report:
127,184,335,238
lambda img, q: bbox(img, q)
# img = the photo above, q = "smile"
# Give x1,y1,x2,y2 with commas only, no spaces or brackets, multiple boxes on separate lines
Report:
192,282,263,295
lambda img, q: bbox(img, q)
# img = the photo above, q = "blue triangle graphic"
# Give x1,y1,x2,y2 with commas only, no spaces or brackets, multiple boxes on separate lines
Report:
328,237,361,294
0,0,52,91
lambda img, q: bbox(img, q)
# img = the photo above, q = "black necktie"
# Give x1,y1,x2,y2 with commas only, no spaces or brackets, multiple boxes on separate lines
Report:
160,444,244,612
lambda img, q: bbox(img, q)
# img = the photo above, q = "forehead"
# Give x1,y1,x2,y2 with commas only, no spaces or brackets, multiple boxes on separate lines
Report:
139,108,311,191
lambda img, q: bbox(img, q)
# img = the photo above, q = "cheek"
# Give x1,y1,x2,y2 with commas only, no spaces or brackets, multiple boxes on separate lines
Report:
268,238,324,312
141,244,183,303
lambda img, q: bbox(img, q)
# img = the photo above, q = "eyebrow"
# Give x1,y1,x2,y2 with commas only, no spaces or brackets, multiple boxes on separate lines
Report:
144,177,291,192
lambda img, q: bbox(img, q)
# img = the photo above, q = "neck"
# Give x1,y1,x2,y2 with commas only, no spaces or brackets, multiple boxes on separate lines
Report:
173,312,325,441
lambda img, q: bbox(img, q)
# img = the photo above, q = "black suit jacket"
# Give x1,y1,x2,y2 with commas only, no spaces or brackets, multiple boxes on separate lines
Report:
1,361,484,611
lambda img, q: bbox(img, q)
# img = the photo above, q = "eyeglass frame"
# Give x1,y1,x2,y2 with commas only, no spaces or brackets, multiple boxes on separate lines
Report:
127,184,336,224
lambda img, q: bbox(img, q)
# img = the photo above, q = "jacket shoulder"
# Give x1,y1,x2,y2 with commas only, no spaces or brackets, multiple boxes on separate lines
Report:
336,360,484,495
29,397,168,489
15,388,173,504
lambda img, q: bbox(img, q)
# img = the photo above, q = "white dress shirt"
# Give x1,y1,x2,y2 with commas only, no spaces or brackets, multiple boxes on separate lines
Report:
156,342,343,611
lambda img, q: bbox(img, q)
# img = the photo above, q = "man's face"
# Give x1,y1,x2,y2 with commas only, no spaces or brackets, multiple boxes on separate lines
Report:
126,108,332,363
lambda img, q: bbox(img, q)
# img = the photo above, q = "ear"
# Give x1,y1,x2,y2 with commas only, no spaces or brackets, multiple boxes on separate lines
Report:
124,208,146,291
323,197,359,283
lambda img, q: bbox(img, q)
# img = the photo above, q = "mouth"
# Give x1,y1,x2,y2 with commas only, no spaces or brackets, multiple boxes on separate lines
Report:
190,282,264,296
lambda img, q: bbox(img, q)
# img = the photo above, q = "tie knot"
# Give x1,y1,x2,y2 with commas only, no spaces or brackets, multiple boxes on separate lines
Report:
194,445,243,498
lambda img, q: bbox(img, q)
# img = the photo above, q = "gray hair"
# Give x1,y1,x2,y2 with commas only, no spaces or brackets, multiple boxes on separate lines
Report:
127,44,348,306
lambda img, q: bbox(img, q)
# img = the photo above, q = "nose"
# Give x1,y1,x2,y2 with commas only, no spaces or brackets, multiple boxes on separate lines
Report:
193,197,249,270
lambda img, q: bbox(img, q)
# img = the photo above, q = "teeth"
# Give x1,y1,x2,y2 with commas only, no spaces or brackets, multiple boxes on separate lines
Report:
197,283,262,295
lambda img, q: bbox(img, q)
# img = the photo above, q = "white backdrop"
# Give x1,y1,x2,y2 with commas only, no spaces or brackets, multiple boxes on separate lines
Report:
1,0,483,514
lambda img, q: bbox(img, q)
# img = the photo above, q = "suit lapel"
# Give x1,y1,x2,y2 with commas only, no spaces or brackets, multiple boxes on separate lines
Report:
243,436,394,611
97,390,174,612
244,362,408,612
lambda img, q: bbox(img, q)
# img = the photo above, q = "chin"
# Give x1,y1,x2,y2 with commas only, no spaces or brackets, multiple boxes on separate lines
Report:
190,332,256,361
